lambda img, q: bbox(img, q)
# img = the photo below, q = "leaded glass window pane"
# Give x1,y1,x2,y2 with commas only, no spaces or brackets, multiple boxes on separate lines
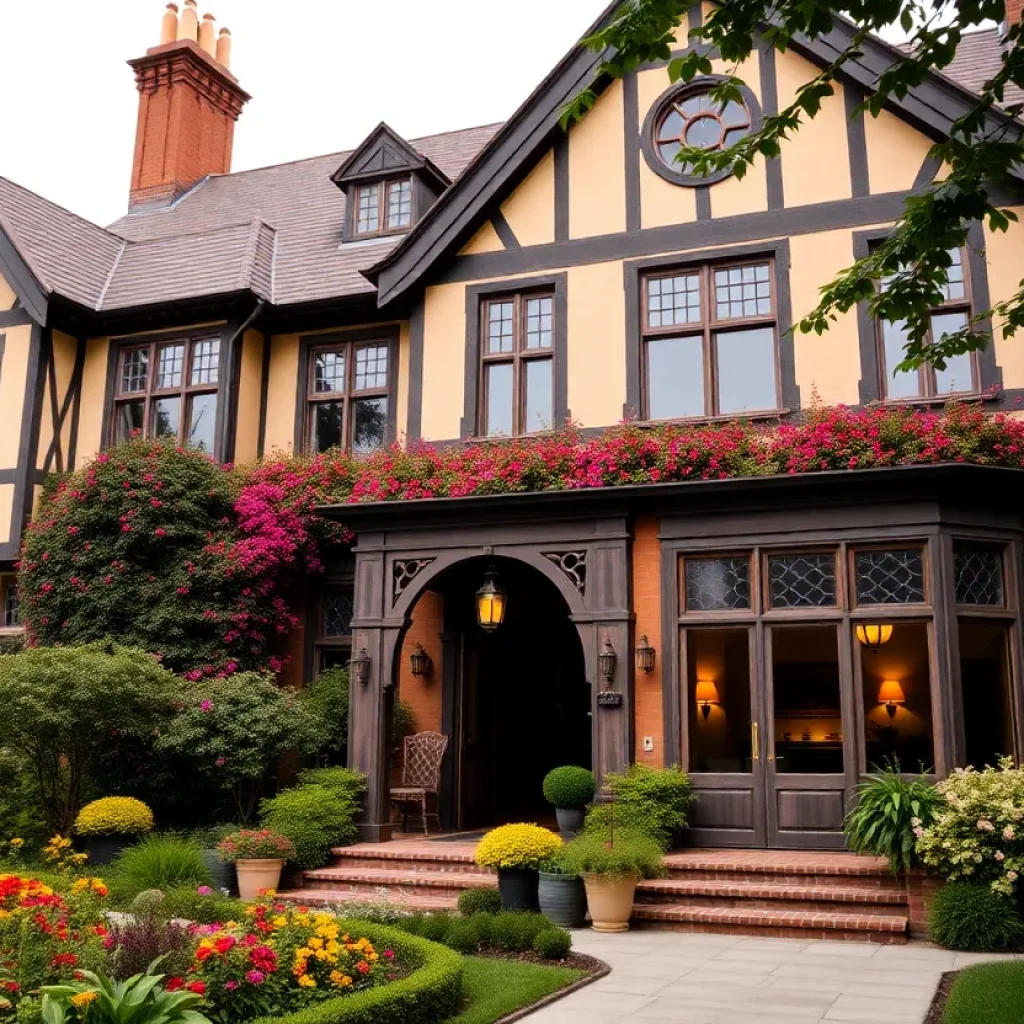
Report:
386,180,412,230
855,549,926,605
155,344,185,389
769,554,837,608
116,401,145,443
487,301,514,354
357,185,379,234
647,273,701,328
121,349,148,393
152,397,181,439
354,345,388,390
2,581,19,628
954,545,1004,606
187,393,217,452
525,297,553,349
939,247,966,302
352,397,388,454
190,339,220,385
323,590,354,638
312,402,344,452
315,351,346,394
685,557,751,611
714,263,771,320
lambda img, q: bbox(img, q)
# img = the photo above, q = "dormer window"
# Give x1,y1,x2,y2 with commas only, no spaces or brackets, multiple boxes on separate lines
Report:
354,178,412,237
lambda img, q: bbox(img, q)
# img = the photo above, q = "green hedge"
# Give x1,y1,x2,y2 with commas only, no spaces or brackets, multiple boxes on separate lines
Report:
250,923,463,1024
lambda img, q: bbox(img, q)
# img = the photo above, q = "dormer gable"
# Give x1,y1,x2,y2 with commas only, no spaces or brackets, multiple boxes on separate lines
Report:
331,123,450,243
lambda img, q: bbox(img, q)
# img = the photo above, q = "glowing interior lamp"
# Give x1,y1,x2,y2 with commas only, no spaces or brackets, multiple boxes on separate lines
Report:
695,680,720,720
856,623,894,652
878,679,906,719
475,567,507,632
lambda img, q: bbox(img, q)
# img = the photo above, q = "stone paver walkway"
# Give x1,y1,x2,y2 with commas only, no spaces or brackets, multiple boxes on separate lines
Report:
525,929,1018,1024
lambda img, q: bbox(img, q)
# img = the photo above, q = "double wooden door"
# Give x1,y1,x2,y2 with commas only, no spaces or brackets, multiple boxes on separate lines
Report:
683,622,858,849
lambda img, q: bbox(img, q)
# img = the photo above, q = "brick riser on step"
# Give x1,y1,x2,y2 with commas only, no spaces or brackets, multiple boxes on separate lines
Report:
662,867,905,890
327,849,488,876
636,879,908,914
632,910,908,944
302,867,495,895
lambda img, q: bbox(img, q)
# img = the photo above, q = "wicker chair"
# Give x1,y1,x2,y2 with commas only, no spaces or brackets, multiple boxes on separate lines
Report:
390,731,449,835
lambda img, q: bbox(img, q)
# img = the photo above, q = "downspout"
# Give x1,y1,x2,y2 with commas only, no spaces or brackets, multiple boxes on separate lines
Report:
221,299,266,463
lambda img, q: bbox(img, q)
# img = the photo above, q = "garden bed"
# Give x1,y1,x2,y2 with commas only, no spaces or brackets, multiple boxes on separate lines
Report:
925,964,1024,1023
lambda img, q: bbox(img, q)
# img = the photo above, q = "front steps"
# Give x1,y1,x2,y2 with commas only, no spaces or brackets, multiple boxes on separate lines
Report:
278,841,910,943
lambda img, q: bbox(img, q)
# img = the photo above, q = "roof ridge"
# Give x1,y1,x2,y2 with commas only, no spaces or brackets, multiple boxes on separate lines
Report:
0,173,124,241
95,237,128,311
126,218,277,244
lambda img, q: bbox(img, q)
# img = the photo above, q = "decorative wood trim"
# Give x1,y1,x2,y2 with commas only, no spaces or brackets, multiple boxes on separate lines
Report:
844,82,870,198
406,303,425,442
0,309,33,328
624,71,642,233
0,227,47,326
490,211,521,250
758,39,785,211
554,132,570,242
695,187,712,221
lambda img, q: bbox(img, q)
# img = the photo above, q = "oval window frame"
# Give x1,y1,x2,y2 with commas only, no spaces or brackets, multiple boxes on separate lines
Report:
640,75,764,188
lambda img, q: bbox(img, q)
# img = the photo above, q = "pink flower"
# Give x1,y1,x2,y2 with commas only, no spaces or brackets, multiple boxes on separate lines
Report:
1004,827,1015,841
383,949,395,960
245,971,265,985
200,700,213,712
197,886,212,895
224,981,239,991
215,757,226,767
996,851,1006,861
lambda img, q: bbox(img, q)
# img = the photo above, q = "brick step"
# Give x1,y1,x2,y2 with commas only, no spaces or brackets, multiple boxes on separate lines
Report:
632,903,909,944
636,877,908,912
328,847,487,876
661,853,903,891
278,888,459,912
303,866,496,895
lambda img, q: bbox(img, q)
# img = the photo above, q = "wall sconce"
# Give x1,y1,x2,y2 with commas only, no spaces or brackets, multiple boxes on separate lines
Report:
878,679,905,719
598,638,617,684
695,680,720,720
409,643,432,678
856,623,894,653
635,635,656,674
475,567,507,632
351,647,372,688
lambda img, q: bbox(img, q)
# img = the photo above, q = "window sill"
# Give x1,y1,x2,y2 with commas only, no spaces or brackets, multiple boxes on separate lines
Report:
464,430,565,444
629,408,792,428
0,626,24,636
874,390,1000,409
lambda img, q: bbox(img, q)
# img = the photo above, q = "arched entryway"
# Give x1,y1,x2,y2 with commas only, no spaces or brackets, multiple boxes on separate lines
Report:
399,556,591,829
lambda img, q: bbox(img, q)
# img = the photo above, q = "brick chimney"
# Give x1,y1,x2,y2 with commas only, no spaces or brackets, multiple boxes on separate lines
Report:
128,2,250,210
1007,0,1023,27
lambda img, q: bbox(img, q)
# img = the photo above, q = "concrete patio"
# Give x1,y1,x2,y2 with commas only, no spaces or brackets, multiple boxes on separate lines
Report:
524,929,1018,1024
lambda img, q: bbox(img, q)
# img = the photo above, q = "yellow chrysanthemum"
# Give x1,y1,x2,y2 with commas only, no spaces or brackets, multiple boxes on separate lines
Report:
71,992,98,1007
297,975,316,989
474,823,562,871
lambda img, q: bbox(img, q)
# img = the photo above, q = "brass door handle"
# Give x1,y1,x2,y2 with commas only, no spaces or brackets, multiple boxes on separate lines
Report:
751,722,759,761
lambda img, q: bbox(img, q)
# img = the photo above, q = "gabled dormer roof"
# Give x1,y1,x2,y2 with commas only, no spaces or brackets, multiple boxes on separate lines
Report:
330,122,451,194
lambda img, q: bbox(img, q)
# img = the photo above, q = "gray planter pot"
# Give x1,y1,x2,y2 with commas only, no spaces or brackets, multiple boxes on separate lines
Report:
202,849,238,895
497,868,540,912
85,836,130,866
538,871,588,929
555,806,585,841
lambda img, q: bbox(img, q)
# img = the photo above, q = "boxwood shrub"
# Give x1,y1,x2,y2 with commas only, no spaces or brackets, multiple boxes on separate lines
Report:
930,882,1024,952
250,923,462,1024
457,888,502,917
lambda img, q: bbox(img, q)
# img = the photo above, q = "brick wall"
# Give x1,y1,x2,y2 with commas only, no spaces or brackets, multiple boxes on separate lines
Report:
633,515,665,766
397,590,444,733
1008,0,1023,26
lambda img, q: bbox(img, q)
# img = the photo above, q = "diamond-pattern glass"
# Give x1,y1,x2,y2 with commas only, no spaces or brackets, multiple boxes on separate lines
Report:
685,557,751,610
355,345,388,390
954,545,1004,606
769,554,837,608
357,185,379,233
323,590,354,638
487,301,514,353
121,349,148,393
525,296,553,349
155,344,184,389
855,549,926,605
387,179,412,229
190,339,220,385
647,274,701,328
714,264,771,320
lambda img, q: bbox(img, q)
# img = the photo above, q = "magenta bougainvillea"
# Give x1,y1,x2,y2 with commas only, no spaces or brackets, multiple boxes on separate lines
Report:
18,404,1024,676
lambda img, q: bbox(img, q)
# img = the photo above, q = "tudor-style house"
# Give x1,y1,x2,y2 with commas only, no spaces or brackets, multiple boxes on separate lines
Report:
2,0,1024,851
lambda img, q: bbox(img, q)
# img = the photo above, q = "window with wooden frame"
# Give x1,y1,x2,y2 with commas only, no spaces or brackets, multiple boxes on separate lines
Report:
353,178,412,238
0,576,19,629
479,291,555,437
641,258,780,421
315,584,354,672
307,340,390,454
112,336,220,453
878,247,976,400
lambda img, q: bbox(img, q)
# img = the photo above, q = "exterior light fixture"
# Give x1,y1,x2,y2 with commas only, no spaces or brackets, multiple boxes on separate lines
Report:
351,647,372,688
598,637,618,684
475,567,507,632
695,680,720,720
635,635,656,674
878,679,906,719
409,643,432,678
856,623,894,652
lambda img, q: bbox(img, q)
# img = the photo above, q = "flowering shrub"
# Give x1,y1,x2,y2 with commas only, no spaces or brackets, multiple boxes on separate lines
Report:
20,406,1024,677
217,831,295,864
74,798,154,838
915,759,1024,895
41,836,89,873
474,825,562,871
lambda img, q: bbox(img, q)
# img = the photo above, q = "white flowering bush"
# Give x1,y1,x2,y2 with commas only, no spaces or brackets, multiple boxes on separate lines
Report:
915,758,1024,896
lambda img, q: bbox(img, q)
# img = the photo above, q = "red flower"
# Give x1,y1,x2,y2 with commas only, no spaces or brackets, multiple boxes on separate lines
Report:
356,961,370,975
51,953,79,969
187,981,206,996
165,978,184,992
214,936,236,954
195,947,214,962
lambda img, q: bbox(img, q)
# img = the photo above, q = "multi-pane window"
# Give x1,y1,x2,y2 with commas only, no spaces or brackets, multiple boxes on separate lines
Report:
353,178,412,237
954,544,1005,606
684,557,752,611
480,292,555,437
642,260,779,421
113,337,220,453
1,578,19,629
308,340,390,454
879,248,976,399
854,548,927,605
315,584,354,671
768,553,837,608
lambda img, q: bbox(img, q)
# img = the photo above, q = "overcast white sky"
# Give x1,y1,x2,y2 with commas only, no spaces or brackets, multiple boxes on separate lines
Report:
3,0,611,226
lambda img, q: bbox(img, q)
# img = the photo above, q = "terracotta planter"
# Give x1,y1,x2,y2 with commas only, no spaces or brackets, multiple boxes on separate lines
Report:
234,858,285,901
584,873,638,933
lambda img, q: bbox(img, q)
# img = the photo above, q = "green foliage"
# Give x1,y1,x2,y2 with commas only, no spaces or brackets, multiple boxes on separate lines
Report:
487,912,547,952
584,764,695,850
155,673,321,823
392,698,416,743
41,965,211,1024
456,888,502,917
440,918,480,954
532,927,572,960
151,887,245,926
557,829,667,880
248,925,463,1024
302,669,350,765
929,882,1024,952
542,767,596,809
108,836,211,901
393,910,565,958
0,749,47,852
130,891,166,917
259,770,365,870
0,634,25,656
444,956,585,1024
943,962,1024,1024
844,762,941,874
0,643,177,832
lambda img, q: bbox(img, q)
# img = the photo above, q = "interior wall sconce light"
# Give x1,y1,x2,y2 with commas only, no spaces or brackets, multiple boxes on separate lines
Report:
635,635,656,673
695,680,720,720
878,679,906,719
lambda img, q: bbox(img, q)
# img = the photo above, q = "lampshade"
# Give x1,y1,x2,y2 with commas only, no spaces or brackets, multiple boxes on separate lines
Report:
878,680,906,705
475,568,507,632
856,623,894,650
695,681,720,704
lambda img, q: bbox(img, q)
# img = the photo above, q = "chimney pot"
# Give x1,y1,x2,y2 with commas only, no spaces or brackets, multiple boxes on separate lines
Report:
177,0,198,40
198,12,217,56
216,26,232,68
159,3,179,44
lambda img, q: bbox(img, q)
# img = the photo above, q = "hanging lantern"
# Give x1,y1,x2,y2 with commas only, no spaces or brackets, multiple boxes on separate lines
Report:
598,637,618,684
409,643,432,678
635,634,656,673
350,647,372,687
475,567,507,632
856,623,894,652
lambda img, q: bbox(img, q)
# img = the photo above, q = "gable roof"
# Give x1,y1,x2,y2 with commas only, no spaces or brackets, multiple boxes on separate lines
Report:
927,27,1024,108
331,122,451,193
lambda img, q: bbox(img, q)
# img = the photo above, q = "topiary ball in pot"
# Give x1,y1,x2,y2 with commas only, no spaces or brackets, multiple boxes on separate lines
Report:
542,766,596,840
474,824,562,912
74,797,154,865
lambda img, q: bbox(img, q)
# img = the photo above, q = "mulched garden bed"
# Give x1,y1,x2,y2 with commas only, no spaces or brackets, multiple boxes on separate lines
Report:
924,971,957,1024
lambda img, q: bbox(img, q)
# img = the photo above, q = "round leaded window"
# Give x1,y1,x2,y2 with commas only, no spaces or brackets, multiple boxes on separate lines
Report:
641,77,762,187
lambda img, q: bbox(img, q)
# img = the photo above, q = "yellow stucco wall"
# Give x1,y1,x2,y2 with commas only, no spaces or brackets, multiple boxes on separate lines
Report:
75,338,111,467
986,209,1024,390
459,221,504,256
0,484,14,546
36,330,78,472
0,324,31,470
264,334,300,454
500,149,556,246
234,329,265,465
569,77,627,238
0,275,16,310
864,108,934,195
421,284,468,440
